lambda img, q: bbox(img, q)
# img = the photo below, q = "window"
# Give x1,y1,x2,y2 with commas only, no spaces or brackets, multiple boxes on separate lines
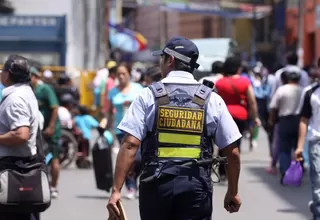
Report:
287,0,298,9
203,16,212,38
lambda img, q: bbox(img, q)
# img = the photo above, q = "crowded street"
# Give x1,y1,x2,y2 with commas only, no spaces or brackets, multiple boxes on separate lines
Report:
42,131,310,220
0,1,319,220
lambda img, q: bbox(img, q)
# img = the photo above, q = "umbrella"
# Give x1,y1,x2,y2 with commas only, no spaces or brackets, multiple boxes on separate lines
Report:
108,22,148,53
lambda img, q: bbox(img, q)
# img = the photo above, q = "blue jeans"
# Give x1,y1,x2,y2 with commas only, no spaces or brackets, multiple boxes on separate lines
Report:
309,139,320,219
303,129,311,167
277,116,299,175
116,133,141,191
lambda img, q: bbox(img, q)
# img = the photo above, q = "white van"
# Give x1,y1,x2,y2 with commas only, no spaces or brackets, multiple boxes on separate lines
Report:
191,38,237,72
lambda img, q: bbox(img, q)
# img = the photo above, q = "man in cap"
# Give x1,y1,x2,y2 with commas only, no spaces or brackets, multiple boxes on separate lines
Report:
107,37,242,219
30,68,61,199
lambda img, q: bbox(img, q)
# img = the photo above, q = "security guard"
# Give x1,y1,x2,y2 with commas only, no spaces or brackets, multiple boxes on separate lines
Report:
107,37,242,220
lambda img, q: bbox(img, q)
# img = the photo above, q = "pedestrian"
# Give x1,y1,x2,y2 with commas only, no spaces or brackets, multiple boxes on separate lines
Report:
272,52,309,96
0,55,42,220
30,69,61,199
107,36,242,220
103,61,117,115
215,56,261,151
268,66,302,183
106,62,144,200
143,65,162,86
198,60,224,84
295,60,320,220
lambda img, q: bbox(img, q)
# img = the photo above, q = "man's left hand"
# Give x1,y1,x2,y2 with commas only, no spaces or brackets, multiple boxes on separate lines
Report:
107,191,122,219
44,126,54,137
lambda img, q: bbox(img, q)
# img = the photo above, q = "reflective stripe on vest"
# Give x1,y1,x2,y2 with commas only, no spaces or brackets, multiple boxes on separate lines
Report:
158,147,201,158
158,132,201,145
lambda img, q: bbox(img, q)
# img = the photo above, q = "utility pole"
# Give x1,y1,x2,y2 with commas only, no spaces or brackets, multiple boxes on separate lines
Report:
251,0,257,66
297,0,304,68
160,5,168,48
116,0,123,24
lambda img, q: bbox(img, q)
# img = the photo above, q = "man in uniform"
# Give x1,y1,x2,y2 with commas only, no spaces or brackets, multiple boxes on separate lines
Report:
31,69,61,199
107,37,242,220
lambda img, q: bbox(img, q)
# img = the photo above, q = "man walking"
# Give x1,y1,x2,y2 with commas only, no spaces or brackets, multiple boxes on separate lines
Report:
107,37,242,220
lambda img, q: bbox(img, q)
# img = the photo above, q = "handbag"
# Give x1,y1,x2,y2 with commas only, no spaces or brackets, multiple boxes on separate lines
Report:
0,96,51,213
282,161,303,187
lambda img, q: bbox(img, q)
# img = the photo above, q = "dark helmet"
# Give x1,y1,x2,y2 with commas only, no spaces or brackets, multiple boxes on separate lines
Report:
60,93,75,106
3,55,30,83
58,75,71,86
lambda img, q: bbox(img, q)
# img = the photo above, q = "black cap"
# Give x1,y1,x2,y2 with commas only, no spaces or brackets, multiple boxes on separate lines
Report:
152,36,200,69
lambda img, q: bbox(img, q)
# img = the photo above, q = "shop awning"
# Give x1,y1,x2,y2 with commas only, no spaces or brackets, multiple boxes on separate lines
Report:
137,1,272,19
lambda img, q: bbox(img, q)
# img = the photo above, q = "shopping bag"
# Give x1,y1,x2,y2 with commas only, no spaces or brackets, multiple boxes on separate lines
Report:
283,161,303,187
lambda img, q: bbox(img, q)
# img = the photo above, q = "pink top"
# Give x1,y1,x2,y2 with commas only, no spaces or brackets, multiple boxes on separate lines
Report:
104,77,116,113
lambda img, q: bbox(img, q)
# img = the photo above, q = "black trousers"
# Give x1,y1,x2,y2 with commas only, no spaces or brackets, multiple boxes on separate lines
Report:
139,166,212,220
1,213,39,220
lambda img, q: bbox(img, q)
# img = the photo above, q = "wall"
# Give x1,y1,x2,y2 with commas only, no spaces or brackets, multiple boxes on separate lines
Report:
135,6,221,49
10,0,106,70
10,0,74,67
135,6,161,49
286,0,320,66
135,5,179,49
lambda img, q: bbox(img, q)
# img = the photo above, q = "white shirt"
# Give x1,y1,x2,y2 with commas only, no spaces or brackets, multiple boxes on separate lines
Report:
297,82,320,141
58,106,73,129
269,84,302,117
198,73,223,85
272,65,310,96
0,84,39,157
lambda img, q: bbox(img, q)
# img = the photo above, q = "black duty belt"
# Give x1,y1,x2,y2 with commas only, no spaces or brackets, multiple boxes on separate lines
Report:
141,156,227,183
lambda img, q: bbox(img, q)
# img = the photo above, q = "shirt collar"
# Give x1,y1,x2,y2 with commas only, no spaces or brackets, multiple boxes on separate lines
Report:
2,83,28,99
161,71,199,84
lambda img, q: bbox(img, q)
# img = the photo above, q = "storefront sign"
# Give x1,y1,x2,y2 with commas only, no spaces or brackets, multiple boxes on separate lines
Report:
0,16,58,27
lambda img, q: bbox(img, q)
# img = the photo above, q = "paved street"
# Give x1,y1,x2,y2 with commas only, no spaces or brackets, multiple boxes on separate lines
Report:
42,130,311,220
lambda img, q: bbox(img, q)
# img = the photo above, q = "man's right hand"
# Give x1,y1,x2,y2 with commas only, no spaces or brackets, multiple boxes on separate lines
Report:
224,192,241,213
294,147,304,162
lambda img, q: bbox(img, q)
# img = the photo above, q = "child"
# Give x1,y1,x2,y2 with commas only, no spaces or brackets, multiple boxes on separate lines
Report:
74,106,99,168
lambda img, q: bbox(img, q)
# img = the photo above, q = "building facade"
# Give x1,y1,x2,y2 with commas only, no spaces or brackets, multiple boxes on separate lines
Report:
134,5,220,50
286,0,320,66
133,0,273,55
6,0,106,70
